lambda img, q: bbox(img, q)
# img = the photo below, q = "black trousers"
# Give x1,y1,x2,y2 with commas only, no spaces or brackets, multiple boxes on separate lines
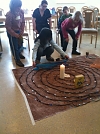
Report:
62,29,78,52
36,46,54,61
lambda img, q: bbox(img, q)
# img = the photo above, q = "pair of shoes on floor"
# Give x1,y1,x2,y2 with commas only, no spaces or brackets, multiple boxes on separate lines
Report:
46,57,54,61
20,54,25,59
72,51,81,55
16,60,24,67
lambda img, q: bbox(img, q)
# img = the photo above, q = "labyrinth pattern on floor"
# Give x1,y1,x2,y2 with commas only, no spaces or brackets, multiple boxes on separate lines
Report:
12,54,100,123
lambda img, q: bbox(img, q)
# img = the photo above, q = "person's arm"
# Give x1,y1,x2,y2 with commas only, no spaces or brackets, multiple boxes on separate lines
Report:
47,9,52,29
32,9,38,33
32,17,38,33
5,13,19,38
32,40,40,66
61,18,69,39
32,18,37,32
75,22,83,39
48,17,52,29
20,10,25,36
50,39,69,59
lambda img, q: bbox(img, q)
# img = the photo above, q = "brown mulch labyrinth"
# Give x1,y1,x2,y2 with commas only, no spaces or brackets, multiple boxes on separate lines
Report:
12,54,100,123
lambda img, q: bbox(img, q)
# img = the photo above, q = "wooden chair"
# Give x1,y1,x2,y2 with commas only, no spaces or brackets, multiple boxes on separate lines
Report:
0,33,3,54
79,9,98,48
0,8,5,53
55,10,63,44
33,30,39,40
56,7,62,12
93,7,99,22
0,8,5,26
81,6,89,18
68,6,76,13
23,32,30,51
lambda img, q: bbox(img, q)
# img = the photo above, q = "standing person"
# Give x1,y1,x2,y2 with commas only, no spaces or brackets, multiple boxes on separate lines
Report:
58,6,72,48
5,0,25,67
32,0,52,34
32,28,69,66
61,11,83,55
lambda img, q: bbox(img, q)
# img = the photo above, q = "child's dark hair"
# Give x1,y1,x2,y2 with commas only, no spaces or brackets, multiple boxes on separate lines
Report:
34,28,52,47
9,0,22,12
63,6,69,12
41,0,48,5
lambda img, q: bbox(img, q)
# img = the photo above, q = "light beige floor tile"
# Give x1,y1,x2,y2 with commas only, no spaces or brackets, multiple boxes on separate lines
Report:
0,30,100,134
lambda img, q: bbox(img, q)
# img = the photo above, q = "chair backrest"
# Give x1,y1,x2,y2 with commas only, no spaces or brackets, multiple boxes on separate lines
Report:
0,8,5,26
93,7,99,21
56,7,62,12
68,6,76,13
0,8,5,16
81,6,88,12
93,7,99,13
82,9,95,28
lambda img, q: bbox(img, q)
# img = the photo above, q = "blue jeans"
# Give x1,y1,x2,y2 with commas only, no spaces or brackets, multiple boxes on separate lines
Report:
7,31,23,61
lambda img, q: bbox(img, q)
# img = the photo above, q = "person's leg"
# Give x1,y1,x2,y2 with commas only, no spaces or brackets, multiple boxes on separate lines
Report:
7,32,24,67
36,46,44,61
7,32,14,56
59,29,63,48
60,34,68,59
17,37,25,59
67,30,81,55
44,46,54,61
63,38,68,52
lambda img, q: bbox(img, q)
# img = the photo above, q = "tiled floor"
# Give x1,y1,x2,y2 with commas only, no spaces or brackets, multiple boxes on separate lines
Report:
0,29,100,134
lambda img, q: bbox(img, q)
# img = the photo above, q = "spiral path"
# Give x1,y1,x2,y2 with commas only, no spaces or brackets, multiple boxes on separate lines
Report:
13,55,100,121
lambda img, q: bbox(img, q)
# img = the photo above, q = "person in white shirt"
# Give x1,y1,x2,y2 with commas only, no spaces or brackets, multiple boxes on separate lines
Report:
32,28,69,66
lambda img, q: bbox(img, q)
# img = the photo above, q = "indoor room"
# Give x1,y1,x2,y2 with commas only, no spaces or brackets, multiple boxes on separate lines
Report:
0,0,100,134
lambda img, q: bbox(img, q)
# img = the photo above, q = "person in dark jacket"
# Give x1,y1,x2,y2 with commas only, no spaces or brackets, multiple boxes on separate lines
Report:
58,6,72,48
32,0,51,34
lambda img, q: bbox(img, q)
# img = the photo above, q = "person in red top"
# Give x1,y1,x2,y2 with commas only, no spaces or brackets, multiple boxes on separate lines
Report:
61,11,83,55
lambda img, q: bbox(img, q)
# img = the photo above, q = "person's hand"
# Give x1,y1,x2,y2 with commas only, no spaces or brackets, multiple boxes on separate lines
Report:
65,38,69,42
18,35,23,45
34,30,38,34
75,37,79,40
19,33,23,37
65,55,69,59
19,34,23,39
32,61,36,67
15,33,20,38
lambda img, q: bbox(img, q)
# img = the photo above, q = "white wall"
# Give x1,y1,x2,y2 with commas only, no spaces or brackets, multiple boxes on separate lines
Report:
1,0,100,14
48,0,100,11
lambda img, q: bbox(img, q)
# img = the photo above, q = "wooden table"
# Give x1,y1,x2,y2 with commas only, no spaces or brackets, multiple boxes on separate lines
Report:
0,15,33,30
0,16,6,22
0,14,58,32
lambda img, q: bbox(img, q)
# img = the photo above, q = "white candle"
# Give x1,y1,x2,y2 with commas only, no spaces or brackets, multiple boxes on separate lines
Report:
60,64,65,79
